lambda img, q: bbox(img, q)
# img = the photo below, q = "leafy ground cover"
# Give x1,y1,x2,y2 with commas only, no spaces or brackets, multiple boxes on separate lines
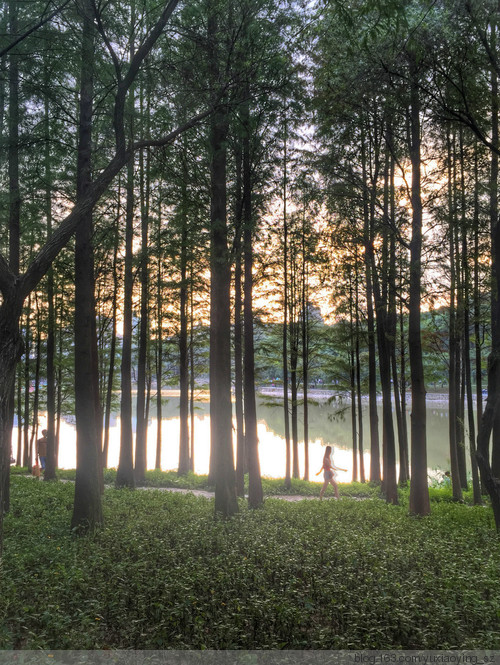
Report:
1,475,499,649
10,466,474,502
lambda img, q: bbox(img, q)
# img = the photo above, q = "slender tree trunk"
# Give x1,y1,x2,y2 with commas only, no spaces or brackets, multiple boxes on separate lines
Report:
290,310,300,479
491,26,500,478
387,140,408,485
0,300,24,552
3,0,20,512
408,54,430,516
209,98,237,516
30,314,41,470
361,121,380,484
116,4,136,489
464,250,482,504
475,34,500,522
16,363,22,465
447,128,463,502
364,118,397,503
103,210,119,468
473,142,483,430
234,142,245,497
242,104,263,508
135,142,150,483
23,302,31,468
349,274,358,483
56,306,63,463
155,202,163,471
189,262,195,472
283,120,291,489
178,152,190,476
399,275,409,479
117,147,136,489
72,0,103,530
455,134,467,489
301,213,310,482
355,251,365,483
44,76,57,481
207,8,237,515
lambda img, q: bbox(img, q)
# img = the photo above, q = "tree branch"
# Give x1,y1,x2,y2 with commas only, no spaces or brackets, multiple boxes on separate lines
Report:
20,107,214,300
114,0,180,154
0,0,72,59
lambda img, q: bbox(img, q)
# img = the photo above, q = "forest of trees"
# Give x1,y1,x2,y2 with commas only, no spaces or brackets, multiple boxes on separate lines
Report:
2,0,500,543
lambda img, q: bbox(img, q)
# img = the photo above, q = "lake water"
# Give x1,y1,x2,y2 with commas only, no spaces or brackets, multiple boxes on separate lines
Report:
22,391,464,482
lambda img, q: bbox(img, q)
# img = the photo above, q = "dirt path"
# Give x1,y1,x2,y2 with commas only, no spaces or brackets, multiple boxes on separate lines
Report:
135,486,335,501
21,474,350,501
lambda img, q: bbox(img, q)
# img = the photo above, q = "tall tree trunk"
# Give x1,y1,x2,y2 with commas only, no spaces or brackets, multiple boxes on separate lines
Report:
447,128,463,502
155,202,163,471
455,134,467,489
464,245,482,504
135,143,151,483
234,142,245,497
361,121,380,484
399,261,409,483
408,53,430,516
242,103,263,508
302,248,310,483
56,307,64,464
3,0,20,513
207,9,237,515
355,250,365,483
349,273,358,483
103,210,119,468
474,21,500,527
209,100,237,516
290,310,300,479
364,115,397,503
473,141,483,431
16,363,22,465
282,116,291,489
491,25,500,478
44,74,57,481
178,151,190,476
189,261,196,472
387,140,408,485
117,149,136,489
31,314,41,465
116,5,136,490
23,302,31,468
72,0,103,531
459,128,481,502
0,300,24,552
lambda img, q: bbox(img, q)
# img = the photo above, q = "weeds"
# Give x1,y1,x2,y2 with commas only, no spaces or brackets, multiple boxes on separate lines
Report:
1,476,499,649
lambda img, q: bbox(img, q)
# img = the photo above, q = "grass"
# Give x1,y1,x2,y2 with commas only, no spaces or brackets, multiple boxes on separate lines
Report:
9,465,481,502
1,475,499,650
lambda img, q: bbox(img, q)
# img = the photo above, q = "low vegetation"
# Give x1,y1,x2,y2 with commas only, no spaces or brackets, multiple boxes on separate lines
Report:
9,466,480,502
1,475,499,649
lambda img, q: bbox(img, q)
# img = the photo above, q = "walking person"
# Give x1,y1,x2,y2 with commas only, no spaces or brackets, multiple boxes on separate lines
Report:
317,445,346,500
36,429,48,471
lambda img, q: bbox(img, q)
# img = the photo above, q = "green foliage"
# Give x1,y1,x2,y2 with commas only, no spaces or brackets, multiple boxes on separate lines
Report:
1,477,499,649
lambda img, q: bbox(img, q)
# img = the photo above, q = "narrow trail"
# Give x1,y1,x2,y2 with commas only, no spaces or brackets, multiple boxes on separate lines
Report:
135,485,324,501
22,474,343,501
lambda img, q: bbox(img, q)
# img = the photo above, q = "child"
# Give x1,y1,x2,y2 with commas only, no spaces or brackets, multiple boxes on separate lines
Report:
316,445,346,500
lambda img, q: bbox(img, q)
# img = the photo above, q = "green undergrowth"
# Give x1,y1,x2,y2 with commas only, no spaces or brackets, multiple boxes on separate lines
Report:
11,466,378,497
9,466,483,504
1,476,499,650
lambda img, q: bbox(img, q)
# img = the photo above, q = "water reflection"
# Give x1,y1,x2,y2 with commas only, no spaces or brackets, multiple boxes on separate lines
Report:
20,392,457,480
